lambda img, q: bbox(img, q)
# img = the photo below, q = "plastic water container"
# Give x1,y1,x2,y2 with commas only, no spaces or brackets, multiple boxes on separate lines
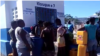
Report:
31,37,43,56
77,45,87,56
69,49,77,56
76,31,87,45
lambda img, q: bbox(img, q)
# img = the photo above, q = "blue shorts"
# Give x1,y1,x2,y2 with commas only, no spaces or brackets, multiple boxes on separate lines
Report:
87,39,97,51
17,48,30,56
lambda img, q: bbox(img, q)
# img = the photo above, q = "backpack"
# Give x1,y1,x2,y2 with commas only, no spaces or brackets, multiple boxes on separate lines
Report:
30,25,38,35
97,26,100,38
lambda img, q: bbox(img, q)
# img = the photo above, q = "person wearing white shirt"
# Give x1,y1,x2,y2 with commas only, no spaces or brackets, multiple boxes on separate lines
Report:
15,19,31,56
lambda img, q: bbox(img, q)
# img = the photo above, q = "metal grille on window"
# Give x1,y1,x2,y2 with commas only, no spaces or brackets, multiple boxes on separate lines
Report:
13,16,14,19
12,12,14,15
12,9,14,11
15,7,17,10
15,15,18,18
15,11,17,14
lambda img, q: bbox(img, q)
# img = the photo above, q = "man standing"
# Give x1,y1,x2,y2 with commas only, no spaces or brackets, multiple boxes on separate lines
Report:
96,19,100,46
8,20,18,56
67,21,74,33
79,17,98,56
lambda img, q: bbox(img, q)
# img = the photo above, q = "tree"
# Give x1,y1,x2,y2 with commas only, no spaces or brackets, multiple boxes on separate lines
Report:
74,19,80,24
65,14,73,19
96,11,100,16
65,14,74,23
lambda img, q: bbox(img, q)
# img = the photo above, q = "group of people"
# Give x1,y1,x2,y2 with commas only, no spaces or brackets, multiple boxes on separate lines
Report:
8,17,100,56
8,18,74,56
9,19,31,56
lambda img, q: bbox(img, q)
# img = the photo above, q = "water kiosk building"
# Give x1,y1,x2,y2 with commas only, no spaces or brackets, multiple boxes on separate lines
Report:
0,1,64,56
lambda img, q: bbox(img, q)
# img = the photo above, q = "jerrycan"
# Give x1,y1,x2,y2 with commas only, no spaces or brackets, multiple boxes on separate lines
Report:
77,45,87,56
76,31,87,45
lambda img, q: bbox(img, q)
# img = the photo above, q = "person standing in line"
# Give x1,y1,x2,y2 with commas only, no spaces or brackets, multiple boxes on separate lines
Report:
8,20,18,56
85,20,90,26
86,20,90,24
15,19,31,56
40,22,55,56
79,17,98,56
31,21,43,37
96,19,100,46
55,19,66,56
67,21,74,33
66,21,74,50
96,23,100,46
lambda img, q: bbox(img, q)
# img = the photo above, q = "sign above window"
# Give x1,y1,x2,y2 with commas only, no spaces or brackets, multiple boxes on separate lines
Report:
37,2,55,7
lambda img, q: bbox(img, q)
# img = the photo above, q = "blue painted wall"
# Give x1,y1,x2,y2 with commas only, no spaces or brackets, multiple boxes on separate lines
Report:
0,28,8,40
1,41,8,56
1,40,12,56
1,27,31,41
0,27,31,56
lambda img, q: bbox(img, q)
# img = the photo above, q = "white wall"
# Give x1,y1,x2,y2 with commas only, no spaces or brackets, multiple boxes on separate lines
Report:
5,1,11,28
0,1,64,28
0,1,7,29
17,0,24,20
0,1,17,28
22,1,64,27
5,1,17,28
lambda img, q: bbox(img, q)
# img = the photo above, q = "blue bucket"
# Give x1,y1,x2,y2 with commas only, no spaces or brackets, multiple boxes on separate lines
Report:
70,44,78,50
31,37,43,56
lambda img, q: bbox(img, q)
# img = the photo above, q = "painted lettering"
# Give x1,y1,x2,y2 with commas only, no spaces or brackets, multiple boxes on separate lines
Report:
37,2,55,7
23,10,34,13
23,8,34,14
26,8,32,10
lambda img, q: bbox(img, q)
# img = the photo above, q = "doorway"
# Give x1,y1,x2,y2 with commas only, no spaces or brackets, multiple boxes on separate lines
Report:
35,7,57,24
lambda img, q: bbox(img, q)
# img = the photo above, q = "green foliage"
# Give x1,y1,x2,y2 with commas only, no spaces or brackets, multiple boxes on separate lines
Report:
65,14,74,23
64,14,80,24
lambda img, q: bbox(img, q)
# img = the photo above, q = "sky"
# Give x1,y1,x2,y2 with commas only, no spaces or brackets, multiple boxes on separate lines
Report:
64,1,100,17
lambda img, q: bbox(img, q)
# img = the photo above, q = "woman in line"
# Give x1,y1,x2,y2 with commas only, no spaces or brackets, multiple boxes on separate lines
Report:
15,19,32,56
40,22,55,56
55,19,66,56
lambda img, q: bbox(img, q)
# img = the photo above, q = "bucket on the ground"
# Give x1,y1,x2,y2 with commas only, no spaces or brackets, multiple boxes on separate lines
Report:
31,37,43,56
